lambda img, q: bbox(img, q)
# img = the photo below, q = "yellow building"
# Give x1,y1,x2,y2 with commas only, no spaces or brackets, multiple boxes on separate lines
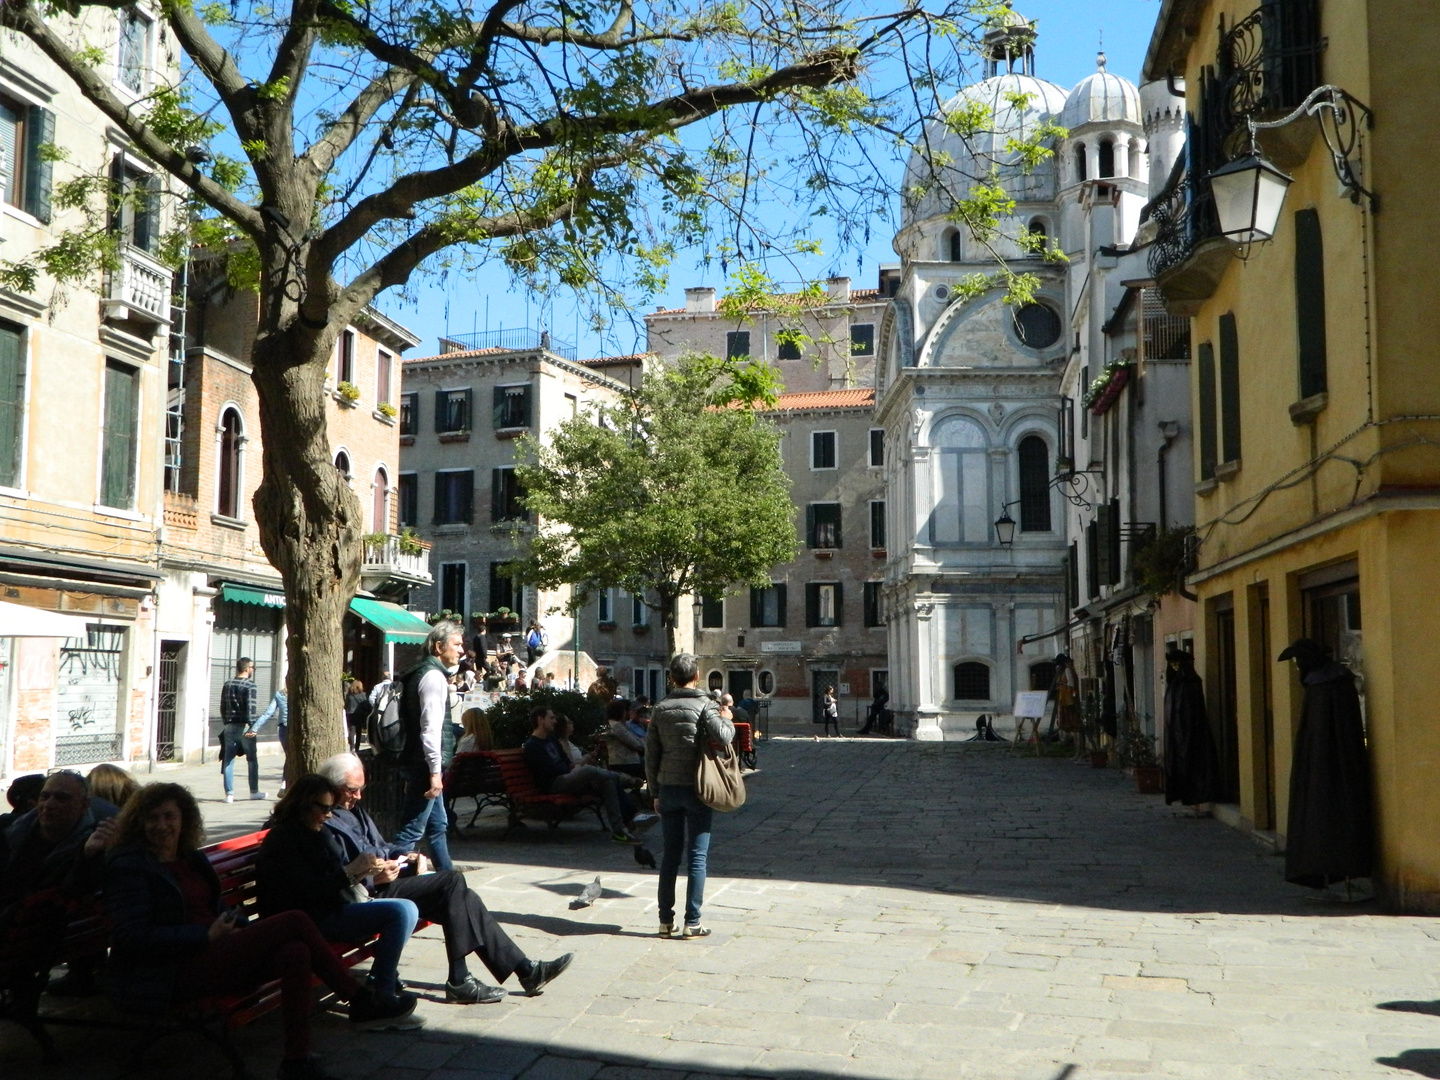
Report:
1144,0,1440,908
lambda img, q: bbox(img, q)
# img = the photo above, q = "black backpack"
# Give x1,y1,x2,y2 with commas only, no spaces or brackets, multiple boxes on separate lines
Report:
368,676,407,756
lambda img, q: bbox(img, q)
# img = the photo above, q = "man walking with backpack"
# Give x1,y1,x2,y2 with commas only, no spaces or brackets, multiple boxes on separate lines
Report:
219,657,266,803
391,621,463,871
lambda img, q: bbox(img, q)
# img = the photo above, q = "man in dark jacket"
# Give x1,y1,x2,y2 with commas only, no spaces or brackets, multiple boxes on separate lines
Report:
523,707,633,841
318,753,572,1003
219,656,265,803
392,621,462,871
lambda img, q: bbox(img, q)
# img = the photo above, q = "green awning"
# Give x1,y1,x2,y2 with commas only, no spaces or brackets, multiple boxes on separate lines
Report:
349,597,433,644
220,583,287,608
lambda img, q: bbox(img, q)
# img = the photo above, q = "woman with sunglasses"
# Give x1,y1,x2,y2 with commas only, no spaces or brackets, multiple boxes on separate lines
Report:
256,775,422,1025
104,782,410,1080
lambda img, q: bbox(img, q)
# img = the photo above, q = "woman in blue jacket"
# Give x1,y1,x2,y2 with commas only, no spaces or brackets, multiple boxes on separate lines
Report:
104,782,410,1080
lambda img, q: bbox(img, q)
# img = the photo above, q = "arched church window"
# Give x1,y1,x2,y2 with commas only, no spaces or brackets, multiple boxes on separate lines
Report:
1074,144,1087,182
373,467,389,531
929,416,988,545
1018,435,1051,532
1098,139,1115,178
953,662,990,701
1013,303,1061,349
946,228,961,263
217,407,243,518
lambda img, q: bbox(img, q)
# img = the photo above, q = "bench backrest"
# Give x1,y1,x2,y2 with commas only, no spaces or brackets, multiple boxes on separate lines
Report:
486,748,546,800
203,829,267,918
445,752,504,796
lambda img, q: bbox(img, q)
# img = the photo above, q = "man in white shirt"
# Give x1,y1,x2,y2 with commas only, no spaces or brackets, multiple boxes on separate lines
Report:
392,623,463,872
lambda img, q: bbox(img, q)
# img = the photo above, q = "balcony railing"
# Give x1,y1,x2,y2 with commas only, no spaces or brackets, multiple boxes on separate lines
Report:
438,327,577,362
104,244,173,324
163,490,198,530
362,533,433,586
1145,170,1221,283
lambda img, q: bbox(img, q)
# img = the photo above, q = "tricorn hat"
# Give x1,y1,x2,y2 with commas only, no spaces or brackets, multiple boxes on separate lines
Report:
1277,637,1330,665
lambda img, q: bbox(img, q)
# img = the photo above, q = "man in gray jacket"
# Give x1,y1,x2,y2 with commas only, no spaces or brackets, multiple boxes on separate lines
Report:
645,653,733,939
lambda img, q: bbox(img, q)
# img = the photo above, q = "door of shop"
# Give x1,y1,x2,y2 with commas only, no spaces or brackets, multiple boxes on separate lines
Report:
209,599,282,746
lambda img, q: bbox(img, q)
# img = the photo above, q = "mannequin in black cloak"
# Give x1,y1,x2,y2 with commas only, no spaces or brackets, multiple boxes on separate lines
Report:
1163,648,1222,808
1278,638,1373,888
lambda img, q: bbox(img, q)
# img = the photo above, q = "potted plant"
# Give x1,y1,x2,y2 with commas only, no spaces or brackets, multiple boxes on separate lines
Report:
376,400,398,419
395,528,424,556
1117,715,1163,793
335,380,362,405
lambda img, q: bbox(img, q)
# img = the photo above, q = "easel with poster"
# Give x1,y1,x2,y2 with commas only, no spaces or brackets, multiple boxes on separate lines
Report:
1010,690,1050,754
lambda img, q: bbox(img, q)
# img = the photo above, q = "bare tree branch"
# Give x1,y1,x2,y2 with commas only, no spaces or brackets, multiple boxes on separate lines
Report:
305,69,418,176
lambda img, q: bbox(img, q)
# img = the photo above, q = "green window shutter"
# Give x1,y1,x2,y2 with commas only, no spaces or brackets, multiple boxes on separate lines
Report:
0,324,22,488
24,106,53,224
1294,209,1328,399
1085,520,1099,601
833,506,842,549
805,583,819,628
461,388,473,430
1197,342,1217,481
519,385,532,427
135,174,160,253
832,582,844,626
1106,500,1121,586
433,472,445,523
435,389,450,432
805,504,815,548
750,587,763,626
107,154,125,235
1095,507,1113,588
1219,313,1241,464
701,594,723,627
775,583,787,628
491,468,503,522
492,386,505,428
459,470,474,523
101,361,138,508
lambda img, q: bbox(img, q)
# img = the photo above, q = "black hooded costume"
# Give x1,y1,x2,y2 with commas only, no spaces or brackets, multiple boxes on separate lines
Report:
1279,638,1374,888
1163,649,1222,806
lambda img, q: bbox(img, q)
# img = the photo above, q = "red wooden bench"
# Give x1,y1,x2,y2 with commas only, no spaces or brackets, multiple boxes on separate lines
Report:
733,722,756,771
443,751,507,832
8,829,429,1076
483,748,604,837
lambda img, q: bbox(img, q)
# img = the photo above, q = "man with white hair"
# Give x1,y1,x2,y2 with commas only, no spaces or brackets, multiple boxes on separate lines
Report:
318,753,573,1003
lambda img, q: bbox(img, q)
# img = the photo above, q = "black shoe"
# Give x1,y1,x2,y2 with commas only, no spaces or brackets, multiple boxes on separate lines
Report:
445,975,506,1004
278,1057,344,1080
366,973,406,994
348,989,423,1030
518,953,573,996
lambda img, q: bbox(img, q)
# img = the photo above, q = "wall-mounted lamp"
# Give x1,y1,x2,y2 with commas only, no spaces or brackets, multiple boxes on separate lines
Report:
994,501,1019,547
1209,85,1376,253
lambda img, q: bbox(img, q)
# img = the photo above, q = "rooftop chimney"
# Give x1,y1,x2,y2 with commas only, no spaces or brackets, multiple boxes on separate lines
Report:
826,276,851,303
685,287,716,313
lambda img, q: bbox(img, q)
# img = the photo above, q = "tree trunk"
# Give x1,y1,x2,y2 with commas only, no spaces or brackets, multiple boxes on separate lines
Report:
659,589,678,660
250,325,361,780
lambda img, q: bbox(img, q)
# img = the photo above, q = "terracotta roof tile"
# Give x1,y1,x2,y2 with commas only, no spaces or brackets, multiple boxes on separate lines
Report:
403,347,513,363
769,388,876,411
577,353,650,365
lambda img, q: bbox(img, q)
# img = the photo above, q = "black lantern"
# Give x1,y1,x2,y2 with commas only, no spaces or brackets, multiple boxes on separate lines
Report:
1208,152,1294,245
994,506,1017,547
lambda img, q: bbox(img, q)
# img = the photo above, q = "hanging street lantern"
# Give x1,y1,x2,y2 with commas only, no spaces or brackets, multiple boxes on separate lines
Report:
1208,152,1294,246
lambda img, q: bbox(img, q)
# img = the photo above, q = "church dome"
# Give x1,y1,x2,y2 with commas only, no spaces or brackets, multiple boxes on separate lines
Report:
901,72,1068,229
1060,55,1142,132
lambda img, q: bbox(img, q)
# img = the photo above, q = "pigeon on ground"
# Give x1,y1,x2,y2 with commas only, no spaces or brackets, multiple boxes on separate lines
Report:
633,845,656,869
575,876,602,907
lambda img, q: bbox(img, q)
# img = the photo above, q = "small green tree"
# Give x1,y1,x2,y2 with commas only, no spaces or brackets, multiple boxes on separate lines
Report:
512,353,795,658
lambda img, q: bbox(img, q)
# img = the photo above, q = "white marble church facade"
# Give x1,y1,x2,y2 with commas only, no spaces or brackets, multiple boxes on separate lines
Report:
876,9,1154,739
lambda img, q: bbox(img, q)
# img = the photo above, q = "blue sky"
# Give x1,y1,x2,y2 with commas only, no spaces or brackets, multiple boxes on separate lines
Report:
375,1,1163,361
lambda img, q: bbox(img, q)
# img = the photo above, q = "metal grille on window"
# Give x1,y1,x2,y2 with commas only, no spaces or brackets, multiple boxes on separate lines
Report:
953,662,990,702
154,641,183,762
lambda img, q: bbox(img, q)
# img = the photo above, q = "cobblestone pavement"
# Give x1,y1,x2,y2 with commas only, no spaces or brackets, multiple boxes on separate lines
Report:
10,738,1440,1080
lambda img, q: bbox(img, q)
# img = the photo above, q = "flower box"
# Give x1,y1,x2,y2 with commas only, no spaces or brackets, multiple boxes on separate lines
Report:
1087,365,1131,416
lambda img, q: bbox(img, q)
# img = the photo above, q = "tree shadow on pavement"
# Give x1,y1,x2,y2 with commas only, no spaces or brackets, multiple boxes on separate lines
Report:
448,740,1356,918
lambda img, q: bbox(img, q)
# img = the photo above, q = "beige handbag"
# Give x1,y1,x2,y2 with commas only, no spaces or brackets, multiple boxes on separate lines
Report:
694,711,746,812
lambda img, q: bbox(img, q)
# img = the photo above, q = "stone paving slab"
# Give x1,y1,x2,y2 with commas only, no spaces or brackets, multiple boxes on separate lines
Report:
7,738,1440,1080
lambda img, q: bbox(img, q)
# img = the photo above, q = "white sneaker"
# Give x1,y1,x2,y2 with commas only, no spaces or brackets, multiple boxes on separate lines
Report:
250,791,268,800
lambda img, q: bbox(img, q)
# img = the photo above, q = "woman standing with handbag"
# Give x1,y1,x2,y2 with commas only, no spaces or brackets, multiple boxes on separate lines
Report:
645,653,734,940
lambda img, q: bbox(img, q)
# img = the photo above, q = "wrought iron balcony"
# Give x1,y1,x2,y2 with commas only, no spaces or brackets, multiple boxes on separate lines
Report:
103,244,173,325
361,533,433,591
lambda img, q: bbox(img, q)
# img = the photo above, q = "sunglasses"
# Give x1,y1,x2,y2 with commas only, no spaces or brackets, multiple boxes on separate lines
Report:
310,801,336,815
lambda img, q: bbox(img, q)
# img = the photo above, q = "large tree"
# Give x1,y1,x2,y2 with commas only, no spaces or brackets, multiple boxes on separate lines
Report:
511,353,795,657
0,0,1054,773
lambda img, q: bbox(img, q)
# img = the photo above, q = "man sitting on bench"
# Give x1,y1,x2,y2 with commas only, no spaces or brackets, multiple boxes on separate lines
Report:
318,754,573,1004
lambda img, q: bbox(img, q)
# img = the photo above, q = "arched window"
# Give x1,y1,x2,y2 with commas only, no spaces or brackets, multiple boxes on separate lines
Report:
1029,661,1057,692
1074,143,1087,182
1027,219,1047,256
953,662,990,701
217,408,243,518
1018,435,1051,532
1098,139,1115,178
707,670,724,693
372,467,389,532
334,450,351,480
946,228,961,263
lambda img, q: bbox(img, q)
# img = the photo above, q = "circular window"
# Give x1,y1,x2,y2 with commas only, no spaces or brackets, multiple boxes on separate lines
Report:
1013,303,1061,349
757,670,775,696
932,283,952,303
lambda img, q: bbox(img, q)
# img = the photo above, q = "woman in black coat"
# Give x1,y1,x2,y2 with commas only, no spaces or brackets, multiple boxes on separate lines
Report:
256,775,420,1009
103,782,400,1080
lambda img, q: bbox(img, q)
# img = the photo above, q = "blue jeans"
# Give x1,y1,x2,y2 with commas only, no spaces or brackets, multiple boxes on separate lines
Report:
318,899,418,997
393,765,453,871
220,722,258,795
658,784,713,927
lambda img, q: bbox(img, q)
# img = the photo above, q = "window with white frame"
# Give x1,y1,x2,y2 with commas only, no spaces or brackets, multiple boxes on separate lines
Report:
336,329,356,386
597,587,614,625
372,467,389,531
869,428,884,468
810,430,837,470
0,97,52,222
216,407,244,518
631,591,648,628
869,500,886,549
434,469,474,524
117,7,152,95
112,155,160,253
376,350,393,407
